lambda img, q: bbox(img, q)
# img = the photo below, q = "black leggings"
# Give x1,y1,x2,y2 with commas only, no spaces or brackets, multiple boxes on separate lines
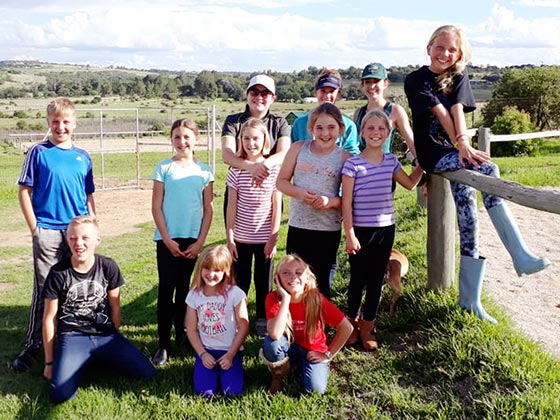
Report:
286,226,341,300
233,242,273,319
347,225,395,321
156,238,197,348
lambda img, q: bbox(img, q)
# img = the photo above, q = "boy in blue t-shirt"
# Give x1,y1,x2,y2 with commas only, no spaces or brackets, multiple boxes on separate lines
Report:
11,97,96,372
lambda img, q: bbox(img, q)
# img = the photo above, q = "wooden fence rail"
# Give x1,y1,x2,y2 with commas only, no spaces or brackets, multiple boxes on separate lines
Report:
426,128,560,289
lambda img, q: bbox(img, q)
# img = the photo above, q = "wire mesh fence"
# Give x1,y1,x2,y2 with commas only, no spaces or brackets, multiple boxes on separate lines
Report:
0,106,217,190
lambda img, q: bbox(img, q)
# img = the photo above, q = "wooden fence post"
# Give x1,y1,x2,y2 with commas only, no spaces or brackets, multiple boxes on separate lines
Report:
427,174,456,289
478,127,491,154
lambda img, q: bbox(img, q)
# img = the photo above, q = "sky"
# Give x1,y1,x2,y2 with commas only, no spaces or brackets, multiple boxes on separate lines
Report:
0,0,559,73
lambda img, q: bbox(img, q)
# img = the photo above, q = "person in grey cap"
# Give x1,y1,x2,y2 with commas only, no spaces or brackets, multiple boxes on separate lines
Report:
291,69,360,155
221,74,290,187
354,62,416,157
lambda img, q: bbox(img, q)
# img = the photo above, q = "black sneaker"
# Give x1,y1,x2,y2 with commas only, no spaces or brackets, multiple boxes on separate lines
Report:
10,345,41,372
152,348,169,366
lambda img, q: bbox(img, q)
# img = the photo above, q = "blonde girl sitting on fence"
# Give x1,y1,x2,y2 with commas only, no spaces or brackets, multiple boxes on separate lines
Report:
404,24,550,323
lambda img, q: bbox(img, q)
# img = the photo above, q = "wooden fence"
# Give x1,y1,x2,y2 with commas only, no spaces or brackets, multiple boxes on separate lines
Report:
427,129,560,289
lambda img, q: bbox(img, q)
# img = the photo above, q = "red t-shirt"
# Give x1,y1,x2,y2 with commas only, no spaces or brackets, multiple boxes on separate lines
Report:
265,291,345,352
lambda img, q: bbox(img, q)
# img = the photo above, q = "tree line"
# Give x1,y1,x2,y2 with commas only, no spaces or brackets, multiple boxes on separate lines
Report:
2,61,559,156
0,61,506,102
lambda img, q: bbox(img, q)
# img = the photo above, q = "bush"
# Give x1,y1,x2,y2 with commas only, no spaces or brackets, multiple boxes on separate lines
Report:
15,120,28,130
13,110,28,119
491,106,541,156
145,121,169,137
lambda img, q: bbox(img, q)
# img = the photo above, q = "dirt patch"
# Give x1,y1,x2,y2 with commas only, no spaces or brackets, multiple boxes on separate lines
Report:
94,188,153,237
0,189,154,249
477,188,560,358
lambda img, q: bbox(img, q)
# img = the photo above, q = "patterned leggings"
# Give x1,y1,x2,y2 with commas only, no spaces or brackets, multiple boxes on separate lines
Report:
433,152,503,257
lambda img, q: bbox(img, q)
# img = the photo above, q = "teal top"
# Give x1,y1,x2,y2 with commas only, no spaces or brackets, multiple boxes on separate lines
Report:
152,158,214,241
355,102,394,153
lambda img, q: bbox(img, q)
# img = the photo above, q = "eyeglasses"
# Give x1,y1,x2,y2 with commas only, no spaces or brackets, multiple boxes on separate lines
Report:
248,88,273,97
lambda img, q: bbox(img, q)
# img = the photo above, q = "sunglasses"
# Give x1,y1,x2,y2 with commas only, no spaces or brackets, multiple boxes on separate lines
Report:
248,88,273,97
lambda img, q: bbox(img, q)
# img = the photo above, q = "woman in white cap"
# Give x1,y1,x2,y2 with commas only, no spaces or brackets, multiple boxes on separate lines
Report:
221,74,291,186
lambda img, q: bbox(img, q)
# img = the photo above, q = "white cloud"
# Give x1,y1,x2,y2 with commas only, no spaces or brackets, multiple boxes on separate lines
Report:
0,2,558,71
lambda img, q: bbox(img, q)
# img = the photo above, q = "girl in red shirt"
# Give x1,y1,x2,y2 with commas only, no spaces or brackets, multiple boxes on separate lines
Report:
259,254,352,394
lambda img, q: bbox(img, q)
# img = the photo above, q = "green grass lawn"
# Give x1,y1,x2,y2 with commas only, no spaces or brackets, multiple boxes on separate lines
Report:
1,151,559,419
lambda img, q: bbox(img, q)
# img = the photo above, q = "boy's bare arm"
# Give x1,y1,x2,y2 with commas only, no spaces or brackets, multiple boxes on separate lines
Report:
107,288,121,330
42,298,58,380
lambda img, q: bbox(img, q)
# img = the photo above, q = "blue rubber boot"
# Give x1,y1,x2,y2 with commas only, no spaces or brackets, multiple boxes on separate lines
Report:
487,203,550,276
458,256,497,324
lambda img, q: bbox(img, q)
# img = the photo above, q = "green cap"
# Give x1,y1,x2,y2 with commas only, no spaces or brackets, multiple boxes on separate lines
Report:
361,63,387,80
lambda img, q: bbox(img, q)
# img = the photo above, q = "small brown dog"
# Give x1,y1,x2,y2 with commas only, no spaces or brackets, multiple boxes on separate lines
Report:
385,249,409,315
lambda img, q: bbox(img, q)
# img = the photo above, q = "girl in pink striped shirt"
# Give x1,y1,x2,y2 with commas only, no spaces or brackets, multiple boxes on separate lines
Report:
226,118,282,337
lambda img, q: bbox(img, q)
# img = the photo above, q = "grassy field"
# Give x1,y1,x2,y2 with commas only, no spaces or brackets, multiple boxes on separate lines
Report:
1,149,560,419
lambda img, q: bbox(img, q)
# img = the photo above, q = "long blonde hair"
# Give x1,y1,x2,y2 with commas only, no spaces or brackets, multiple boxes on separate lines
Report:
428,25,472,94
190,245,235,295
274,254,324,342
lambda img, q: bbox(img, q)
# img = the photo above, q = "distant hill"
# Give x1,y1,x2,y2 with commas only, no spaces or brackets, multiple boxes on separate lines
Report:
0,59,539,102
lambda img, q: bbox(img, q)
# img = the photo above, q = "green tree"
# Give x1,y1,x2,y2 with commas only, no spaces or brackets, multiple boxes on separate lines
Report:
482,66,560,130
194,71,218,99
491,105,540,156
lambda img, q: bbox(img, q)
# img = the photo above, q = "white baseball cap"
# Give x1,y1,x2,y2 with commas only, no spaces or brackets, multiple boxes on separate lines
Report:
247,74,275,95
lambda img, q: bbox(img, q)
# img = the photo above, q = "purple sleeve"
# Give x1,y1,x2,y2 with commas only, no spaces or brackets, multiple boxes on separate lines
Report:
341,158,357,178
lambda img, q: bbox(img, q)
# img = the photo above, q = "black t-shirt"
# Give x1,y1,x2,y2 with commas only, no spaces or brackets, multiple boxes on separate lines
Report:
42,254,125,335
404,66,476,172
221,105,290,156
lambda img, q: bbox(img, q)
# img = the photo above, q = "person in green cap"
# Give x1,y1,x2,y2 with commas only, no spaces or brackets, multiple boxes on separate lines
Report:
354,62,416,157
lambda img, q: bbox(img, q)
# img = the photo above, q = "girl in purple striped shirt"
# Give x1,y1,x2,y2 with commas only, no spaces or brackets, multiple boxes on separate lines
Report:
341,109,424,351
226,118,282,338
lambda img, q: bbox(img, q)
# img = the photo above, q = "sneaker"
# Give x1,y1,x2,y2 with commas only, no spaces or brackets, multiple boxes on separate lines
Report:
10,345,41,372
152,348,169,366
256,318,267,339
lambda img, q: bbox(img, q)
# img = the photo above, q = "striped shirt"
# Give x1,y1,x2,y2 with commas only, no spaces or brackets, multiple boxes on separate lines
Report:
342,153,401,227
226,165,279,243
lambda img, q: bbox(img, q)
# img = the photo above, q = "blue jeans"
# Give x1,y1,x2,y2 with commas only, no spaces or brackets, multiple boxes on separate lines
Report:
50,331,156,404
262,335,329,394
433,152,503,257
193,349,244,396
